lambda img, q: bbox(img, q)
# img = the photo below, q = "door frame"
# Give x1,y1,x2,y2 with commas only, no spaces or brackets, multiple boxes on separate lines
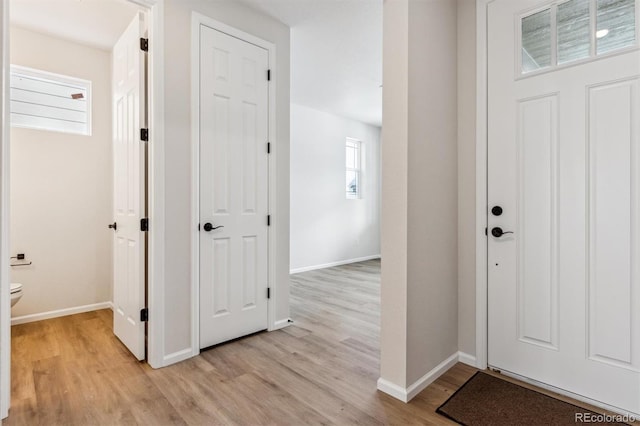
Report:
190,12,278,355
475,0,491,373
0,0,166,418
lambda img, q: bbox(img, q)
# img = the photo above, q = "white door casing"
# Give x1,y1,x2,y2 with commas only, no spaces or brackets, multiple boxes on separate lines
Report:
488,0,640,414
112,13,147,361
198,24,270,349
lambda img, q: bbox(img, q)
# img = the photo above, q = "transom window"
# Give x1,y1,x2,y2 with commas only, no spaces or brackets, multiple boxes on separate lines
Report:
10,65,91,135
521,0,637,74
346,138,361,199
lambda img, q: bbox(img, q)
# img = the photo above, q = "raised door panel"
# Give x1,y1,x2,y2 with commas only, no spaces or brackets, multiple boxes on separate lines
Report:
517,94,559,350
587,78,640,369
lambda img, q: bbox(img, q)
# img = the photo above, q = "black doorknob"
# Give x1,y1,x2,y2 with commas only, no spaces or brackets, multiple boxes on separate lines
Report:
203,223,224,232
108,222,117,231
491,206,503,216
491,227,514,238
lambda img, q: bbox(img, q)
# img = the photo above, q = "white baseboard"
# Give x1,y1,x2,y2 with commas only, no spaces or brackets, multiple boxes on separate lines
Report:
377,352,461,403
11,301,113,326
290,254,381,274
376,377,409,402
271,318,293,331
406,352,460,401
457,351,477,367
162,347,195,367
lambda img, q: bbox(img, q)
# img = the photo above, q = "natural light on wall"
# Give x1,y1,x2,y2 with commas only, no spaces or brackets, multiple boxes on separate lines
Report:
346,138,362,199
9,65,91,135
521,0,637,74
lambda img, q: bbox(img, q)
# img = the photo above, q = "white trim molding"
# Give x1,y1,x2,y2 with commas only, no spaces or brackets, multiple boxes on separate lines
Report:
162,348,195,366
10,302,113,326
142,0,167,370
457,351,477,367
272,318,292,331
290,255,381,274
190,12,279,353
376,352,460,403
475,0,492,372
0,0,10,417
376,378,410,402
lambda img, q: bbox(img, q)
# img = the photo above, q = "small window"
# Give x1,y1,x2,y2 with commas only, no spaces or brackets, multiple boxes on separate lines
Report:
522,8,552,73
346,138,361,199
557,0,591,65
10,65,91,135
520,0,638,74
597,0,636,55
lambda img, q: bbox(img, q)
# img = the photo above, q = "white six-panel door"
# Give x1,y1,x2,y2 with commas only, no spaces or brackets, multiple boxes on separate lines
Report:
112,13,147,361
199,25,269,349
488,0,640,414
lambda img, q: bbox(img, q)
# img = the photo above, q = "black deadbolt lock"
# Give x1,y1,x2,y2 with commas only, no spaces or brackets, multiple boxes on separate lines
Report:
491,206,503,216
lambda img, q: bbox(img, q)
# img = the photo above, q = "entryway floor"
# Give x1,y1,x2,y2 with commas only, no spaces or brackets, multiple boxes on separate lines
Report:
5,259,619,425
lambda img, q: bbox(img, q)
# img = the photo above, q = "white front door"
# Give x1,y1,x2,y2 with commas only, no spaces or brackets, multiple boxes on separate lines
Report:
112,13,147,361
198,25,270,349
488,0,640,414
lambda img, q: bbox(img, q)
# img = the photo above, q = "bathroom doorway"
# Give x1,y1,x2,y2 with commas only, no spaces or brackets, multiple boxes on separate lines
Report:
0,0,165,417
5,0,152,413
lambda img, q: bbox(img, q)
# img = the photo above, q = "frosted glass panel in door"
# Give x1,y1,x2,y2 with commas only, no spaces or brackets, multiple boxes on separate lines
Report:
558,0,591,64
597,0,636,54
522,8,552,73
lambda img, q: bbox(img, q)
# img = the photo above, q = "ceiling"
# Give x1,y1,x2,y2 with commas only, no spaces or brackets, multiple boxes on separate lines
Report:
10,0,383,126
240,0,383,127
10,0,140,51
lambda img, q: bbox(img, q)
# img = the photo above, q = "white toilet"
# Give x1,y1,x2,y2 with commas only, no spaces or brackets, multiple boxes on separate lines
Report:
10,283,23,307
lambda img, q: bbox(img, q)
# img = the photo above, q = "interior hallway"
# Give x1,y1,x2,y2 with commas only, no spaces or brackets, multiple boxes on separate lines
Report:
6,260,476,425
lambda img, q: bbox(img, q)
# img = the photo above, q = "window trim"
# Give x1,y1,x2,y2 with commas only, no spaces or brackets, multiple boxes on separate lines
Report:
516,0,640,80
346,137,362,199
9,64,92,136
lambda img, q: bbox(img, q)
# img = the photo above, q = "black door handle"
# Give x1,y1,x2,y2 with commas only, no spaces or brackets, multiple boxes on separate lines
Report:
108,222,117,231
491,227,514,238
203,223,224,232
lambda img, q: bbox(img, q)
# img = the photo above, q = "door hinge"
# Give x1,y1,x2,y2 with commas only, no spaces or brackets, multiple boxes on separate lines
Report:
267,69,271,81
267,288,271,299
485,227,488,236
141,218,149,232
267,215,271,226
267,142,271,154
140,308,149,322
140,128,149,142
140,38,149,52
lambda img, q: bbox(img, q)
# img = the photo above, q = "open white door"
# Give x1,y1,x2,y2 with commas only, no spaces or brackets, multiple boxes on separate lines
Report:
112,13,147,360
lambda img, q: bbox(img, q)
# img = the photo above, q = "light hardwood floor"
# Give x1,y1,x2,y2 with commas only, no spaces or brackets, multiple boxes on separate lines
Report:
6,259,478,425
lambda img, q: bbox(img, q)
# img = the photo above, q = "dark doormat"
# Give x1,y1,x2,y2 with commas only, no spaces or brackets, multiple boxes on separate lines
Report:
436,372,630,425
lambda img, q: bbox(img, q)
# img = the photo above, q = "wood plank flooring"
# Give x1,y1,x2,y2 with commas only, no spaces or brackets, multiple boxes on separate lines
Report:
5,259,614,425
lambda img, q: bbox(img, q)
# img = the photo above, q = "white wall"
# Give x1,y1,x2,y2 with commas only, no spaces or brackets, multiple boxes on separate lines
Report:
457,0,477,359
290,103,380,273
9,26,112,317
161,0,290,361
379,0,458,396
379,0,409,389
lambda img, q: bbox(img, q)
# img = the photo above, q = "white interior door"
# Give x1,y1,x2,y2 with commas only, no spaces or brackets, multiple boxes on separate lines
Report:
488,0,640,414
199,25,269,349
112,13,147,361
